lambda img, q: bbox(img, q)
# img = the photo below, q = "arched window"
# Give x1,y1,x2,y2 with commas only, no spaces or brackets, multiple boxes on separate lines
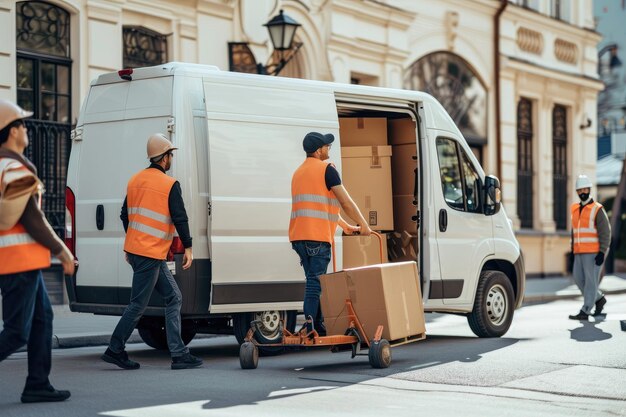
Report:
16,1,72,240
122,26,168,69
405,52,487,161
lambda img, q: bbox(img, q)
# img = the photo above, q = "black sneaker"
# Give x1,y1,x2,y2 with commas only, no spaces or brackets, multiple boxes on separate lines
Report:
594,296,607,316
568,310,589,320
101,348,140,370
21,386,71,403
171,353,203,370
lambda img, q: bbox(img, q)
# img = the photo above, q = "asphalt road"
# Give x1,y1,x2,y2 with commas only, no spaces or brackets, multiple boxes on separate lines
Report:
0,295,625,417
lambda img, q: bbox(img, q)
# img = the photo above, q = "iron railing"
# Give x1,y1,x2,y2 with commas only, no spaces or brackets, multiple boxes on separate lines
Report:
23,119,71,238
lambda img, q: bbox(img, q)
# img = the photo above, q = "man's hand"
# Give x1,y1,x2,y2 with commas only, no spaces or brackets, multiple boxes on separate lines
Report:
359,224,372,237
343,224,361,235
182,247,193,270
595,252,605,266
57,246,76,276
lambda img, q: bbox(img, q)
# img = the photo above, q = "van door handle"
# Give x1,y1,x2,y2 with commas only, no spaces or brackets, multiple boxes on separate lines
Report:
439,209,447,232
96,204,104,230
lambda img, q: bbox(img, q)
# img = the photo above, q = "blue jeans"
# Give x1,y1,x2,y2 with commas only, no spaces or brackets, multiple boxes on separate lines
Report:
292,241,331,332
109,253,188,357
0,270,54,390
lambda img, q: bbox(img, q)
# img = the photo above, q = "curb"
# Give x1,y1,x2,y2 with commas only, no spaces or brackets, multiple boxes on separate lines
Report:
522,287,626,305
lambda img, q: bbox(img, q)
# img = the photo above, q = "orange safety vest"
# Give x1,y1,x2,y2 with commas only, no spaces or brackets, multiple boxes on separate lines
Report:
571,201,602,254
289,158,340,244
0,158,51,275
124,168,176,260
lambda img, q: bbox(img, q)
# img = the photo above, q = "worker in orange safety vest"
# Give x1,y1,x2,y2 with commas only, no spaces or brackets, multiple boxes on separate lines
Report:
289,131,372,336
0,99,75,403
101,133,202,370
569,174,611,320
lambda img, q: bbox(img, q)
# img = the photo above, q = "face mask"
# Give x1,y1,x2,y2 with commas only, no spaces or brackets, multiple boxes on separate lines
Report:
578,192,590,201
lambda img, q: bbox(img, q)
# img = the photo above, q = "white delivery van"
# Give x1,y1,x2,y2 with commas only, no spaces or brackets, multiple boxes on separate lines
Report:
65,62,524,351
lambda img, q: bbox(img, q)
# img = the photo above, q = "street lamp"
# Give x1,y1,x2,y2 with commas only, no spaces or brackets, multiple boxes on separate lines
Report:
229,9,302,76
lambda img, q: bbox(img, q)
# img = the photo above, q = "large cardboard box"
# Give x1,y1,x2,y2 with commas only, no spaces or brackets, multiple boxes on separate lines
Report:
339,117,388,147
391,143,418,195
341,146,393,231
388,118,417,145
320,262,425,341
343,234,388,269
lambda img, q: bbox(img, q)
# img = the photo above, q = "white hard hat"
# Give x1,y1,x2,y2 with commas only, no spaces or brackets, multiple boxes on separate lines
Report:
146,133,178,159
0,99,32,131
575,174,592,190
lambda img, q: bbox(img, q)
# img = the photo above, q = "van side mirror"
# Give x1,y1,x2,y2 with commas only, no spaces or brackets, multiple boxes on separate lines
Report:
484,175,501,216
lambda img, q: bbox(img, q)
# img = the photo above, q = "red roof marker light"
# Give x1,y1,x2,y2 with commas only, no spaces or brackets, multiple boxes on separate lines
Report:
118,68,133,81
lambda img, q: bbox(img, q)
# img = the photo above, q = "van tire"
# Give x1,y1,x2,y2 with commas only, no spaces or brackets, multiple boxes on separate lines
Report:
138,318,197,350
233,310,297,356
467,270,514,338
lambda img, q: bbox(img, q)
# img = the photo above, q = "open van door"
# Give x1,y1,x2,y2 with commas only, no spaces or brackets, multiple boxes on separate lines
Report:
201,74,340,314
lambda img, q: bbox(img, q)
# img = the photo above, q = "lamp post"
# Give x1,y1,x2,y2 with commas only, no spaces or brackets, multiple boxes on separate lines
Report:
229,9,302,76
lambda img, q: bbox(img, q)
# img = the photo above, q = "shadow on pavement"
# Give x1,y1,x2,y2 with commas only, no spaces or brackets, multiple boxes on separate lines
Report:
189,335,521,410
569,320,612,342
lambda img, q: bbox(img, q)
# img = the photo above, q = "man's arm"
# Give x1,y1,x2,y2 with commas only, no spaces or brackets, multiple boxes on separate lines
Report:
331,184,371,236
169,182,193,269
20,196,75,275
596,207,611,254
120,196,129,232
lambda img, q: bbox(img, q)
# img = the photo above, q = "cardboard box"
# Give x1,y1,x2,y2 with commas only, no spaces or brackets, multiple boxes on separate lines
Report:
339,117,388,147
388,231,418,262
341,146,394,231
393,194,418,234
343,234,388,269
320,261,425,341
391,143,418,195
388,118,417,145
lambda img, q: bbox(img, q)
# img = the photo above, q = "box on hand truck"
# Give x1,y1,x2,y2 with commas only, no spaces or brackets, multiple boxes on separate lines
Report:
238,233,426,370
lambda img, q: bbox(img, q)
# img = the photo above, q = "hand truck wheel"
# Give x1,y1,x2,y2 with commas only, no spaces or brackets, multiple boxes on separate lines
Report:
239,341,259,369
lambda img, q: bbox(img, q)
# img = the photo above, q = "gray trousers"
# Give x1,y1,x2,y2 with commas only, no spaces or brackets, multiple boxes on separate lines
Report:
572,253,604,314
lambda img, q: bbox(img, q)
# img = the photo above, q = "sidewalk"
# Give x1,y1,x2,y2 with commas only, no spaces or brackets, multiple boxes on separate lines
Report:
39,273,626,349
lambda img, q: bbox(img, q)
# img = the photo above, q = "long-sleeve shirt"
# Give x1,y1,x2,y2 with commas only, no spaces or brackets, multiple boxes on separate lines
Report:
0,148,65,256
120,164,192,248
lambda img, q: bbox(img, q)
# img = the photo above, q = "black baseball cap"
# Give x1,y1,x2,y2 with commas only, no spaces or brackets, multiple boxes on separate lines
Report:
303,132,335,153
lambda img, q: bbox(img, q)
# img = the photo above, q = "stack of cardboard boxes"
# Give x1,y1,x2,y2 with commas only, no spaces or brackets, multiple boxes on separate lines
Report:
388,119,418,262
339,118,392,268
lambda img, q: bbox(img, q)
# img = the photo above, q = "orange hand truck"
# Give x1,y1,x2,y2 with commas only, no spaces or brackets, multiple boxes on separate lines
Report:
239,232,395,370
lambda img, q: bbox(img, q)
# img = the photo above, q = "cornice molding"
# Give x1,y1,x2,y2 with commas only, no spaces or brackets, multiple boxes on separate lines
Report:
197,0,234,20
328,34,408,64
332,0,415,30
504,5,600,43
502,56,603,91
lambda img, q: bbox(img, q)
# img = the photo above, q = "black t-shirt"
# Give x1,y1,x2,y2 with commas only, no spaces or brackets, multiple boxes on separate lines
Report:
325,164,341,190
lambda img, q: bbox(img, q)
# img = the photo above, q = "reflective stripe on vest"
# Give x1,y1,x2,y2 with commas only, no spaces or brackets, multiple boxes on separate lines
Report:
289,158,340,244
0,157,51,274
123,168,176,260
571,201,602,254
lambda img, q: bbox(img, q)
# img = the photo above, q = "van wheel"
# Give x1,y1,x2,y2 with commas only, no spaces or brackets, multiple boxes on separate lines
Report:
138,318,197,350
233,310,297,356
467,270,514,338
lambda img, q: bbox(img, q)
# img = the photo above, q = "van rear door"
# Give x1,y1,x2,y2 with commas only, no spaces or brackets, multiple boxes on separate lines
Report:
201,74,340,313
71,76,174,305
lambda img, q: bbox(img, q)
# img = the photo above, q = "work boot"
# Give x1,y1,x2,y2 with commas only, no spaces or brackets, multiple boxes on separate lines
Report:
21,386,71,403
171,353,203,370
594,296,607,316
568,310,589,321
101,348,140,370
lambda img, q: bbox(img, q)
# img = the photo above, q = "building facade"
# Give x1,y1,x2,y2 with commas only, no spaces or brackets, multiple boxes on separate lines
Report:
0,0,602,294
